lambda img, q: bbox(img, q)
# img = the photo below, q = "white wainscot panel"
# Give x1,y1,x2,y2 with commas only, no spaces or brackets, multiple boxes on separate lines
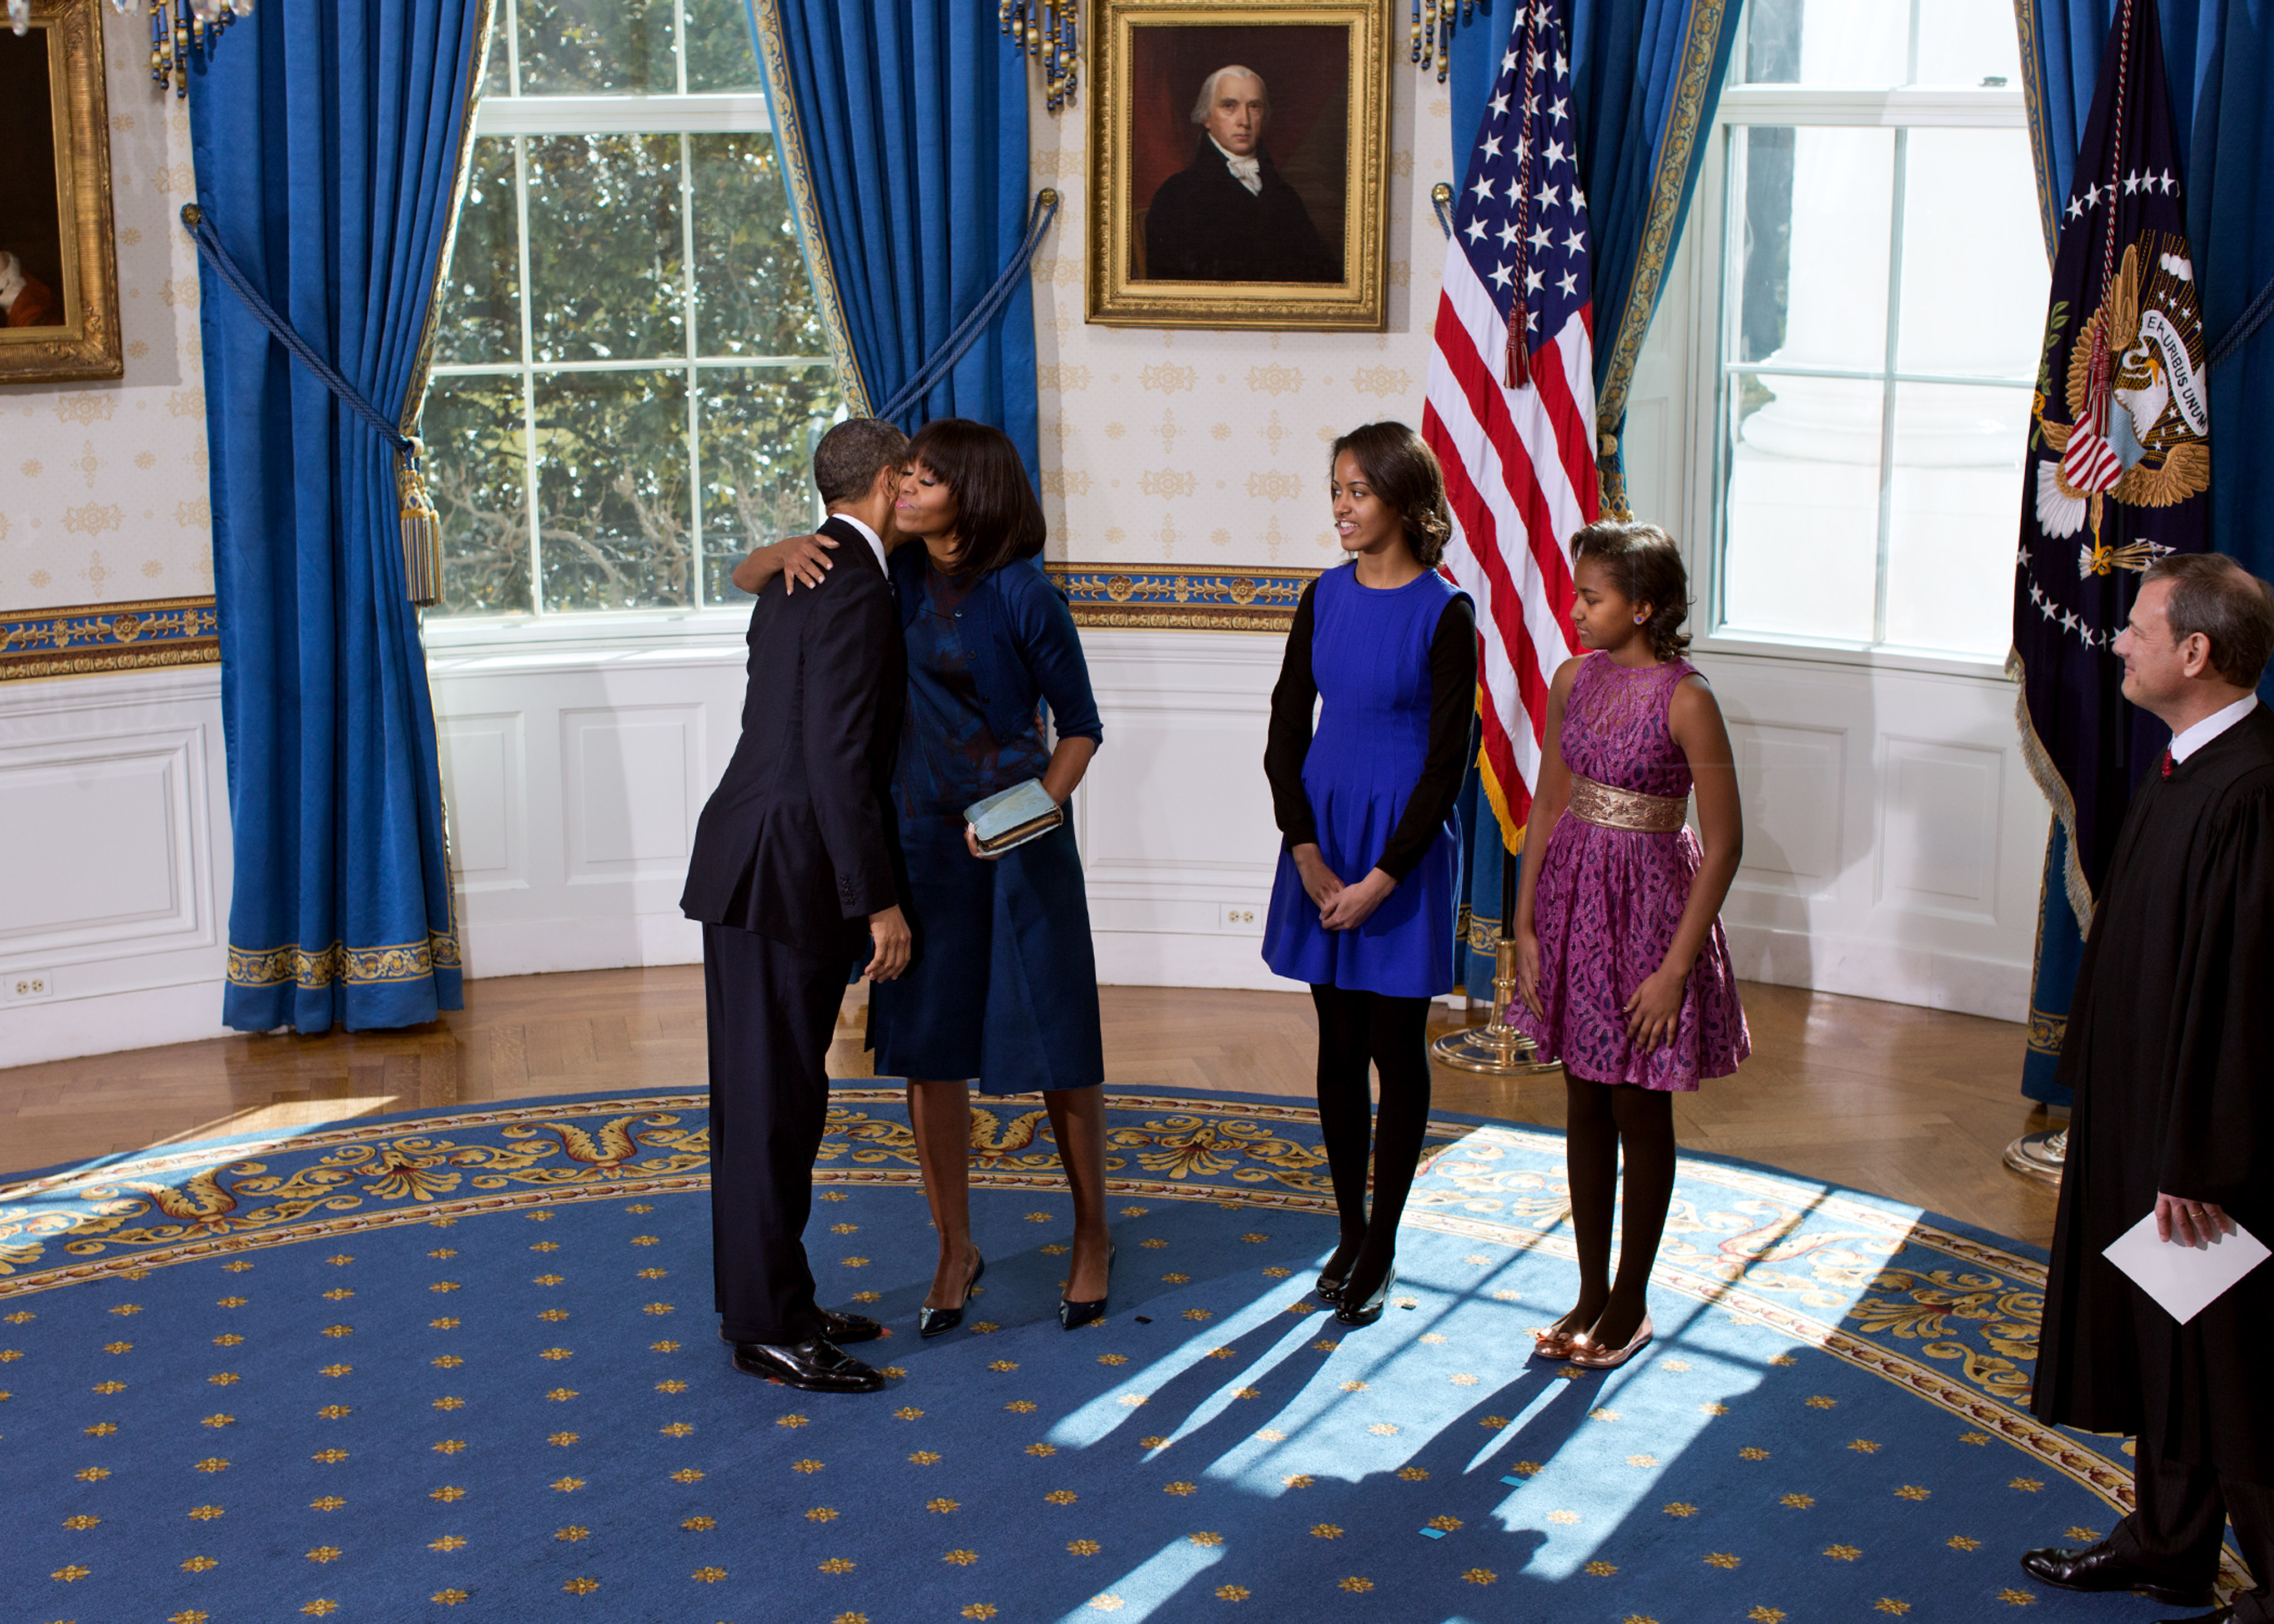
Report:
1697,650,2045,1022
0,667,234,1066
1727,719,1845,898
1074,628,1301,991
435,711,526,893
1878,737,2004,922
0,735,198,955
561,705,705,884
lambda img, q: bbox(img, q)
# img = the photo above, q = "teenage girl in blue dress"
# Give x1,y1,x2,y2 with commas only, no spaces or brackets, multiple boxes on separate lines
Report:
1261,421,1477,1328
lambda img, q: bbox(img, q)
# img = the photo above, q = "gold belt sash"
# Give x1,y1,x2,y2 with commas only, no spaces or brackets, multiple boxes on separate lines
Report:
1567,775,1688,833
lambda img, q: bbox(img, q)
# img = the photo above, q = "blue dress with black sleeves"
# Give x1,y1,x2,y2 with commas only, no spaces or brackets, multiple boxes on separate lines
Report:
868,547,1106,1095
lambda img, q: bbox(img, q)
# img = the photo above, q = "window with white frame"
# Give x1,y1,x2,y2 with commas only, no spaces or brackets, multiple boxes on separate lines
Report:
422,0,842,619
1705,0,2047,662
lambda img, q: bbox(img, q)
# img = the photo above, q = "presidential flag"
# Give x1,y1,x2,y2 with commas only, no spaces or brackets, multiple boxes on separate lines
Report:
1423,0,1598,846
2014,0,2208,926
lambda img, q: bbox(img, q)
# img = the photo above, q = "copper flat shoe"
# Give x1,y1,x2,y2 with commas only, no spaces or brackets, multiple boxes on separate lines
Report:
1532,1312,1592,1360
1567,1312,1653,1370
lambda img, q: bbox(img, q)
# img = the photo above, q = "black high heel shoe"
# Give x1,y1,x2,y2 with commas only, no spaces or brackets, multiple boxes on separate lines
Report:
1059,1242,1116,1330
918,1253,984,1339
1315,1241,1363,1304
1334,1265,1395,1328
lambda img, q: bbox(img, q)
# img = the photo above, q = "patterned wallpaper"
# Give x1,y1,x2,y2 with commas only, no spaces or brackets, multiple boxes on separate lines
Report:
0,21,212,625
1027,62,1454,578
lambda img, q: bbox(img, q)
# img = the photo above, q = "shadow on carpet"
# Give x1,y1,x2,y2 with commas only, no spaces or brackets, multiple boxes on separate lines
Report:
0,1086,2206,1622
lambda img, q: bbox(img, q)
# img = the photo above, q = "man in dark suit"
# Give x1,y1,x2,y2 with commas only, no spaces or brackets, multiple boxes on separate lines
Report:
1144,64,1339,284
682,417,913,1395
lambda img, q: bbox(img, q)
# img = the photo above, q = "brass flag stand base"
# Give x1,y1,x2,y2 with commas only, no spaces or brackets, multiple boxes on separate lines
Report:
1430,937,1562,1076
2003,1126,2068,1187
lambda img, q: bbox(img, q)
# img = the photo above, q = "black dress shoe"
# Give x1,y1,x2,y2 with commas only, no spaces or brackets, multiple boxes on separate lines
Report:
718,1309,883,1349
730,1336,885,1393
1059,1242,1116,1330
1334,1264,1395,1328
919,1254,984,1340
2020,1544,2216,1608
819,1309,882,1344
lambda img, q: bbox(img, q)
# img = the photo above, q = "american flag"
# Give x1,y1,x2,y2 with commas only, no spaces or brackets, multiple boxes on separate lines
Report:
1423,0,1598,845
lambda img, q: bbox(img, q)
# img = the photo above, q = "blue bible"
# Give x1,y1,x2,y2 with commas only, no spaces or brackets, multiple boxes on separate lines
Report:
964,779,1063,855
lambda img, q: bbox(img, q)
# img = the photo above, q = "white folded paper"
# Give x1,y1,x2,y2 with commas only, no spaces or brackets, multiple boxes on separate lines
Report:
2104,1211,2271,1324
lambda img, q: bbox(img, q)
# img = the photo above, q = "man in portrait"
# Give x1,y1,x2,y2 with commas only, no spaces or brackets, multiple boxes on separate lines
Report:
0,249,59,328
1144,64,1339,284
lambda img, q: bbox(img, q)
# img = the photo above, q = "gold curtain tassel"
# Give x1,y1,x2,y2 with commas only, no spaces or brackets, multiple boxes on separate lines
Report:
398,443,443,608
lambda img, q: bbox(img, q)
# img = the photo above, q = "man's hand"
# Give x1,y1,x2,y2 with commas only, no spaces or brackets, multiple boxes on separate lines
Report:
1318,867,1396,932
2156,1192,2235,1248
865,905,912,981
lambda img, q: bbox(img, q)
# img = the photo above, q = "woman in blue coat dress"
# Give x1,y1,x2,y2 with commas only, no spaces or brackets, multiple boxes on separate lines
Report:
1262,422,1476,1328
741,420,1113,1333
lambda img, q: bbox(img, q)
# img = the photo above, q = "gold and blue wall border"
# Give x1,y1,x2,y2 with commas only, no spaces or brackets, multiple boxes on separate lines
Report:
0,596,220,682
1048,564,1315,632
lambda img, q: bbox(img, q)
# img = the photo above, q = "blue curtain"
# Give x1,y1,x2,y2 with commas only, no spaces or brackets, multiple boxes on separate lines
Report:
746,0,1040,481
189,0,480,1031
2013,0,2274,1106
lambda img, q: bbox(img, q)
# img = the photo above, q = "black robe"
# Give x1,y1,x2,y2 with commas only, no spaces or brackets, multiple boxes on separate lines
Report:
2032,702,2274,1483
1144,138,1340,284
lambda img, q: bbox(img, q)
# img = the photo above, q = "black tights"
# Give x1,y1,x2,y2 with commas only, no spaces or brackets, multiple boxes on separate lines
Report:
1309,985,1433,1307
1558,1074,1677,1348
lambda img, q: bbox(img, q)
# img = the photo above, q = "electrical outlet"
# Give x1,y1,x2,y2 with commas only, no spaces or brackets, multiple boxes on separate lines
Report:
6,970,56,1003
1218,904,1261,933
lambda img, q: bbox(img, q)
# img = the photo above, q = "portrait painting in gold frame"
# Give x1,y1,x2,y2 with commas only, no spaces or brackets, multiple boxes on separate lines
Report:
1086,0,1392,332
0,0,122,384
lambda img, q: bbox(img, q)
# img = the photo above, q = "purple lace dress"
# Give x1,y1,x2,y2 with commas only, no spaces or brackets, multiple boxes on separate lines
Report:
1511,653,1749,1090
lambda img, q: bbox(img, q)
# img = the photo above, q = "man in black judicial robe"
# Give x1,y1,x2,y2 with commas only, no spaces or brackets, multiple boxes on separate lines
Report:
680,417,912,1395
2023,552,2274,1623
1144,64,1339,284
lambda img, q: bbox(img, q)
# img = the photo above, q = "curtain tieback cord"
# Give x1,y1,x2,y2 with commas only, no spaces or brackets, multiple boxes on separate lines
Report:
875,189,1059,424
182,203,444,607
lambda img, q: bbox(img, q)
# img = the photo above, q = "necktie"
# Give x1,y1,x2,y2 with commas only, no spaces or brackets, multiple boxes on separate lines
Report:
1225,154,1262,196
2161,748,2175,778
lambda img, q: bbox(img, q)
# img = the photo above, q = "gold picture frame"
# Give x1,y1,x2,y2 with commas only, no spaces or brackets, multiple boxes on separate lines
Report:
1086,0,1391,331
0,0,122,384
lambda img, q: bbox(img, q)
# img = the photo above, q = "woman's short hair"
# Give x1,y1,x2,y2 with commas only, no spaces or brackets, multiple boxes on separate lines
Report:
1570,520,1692,660
908,418,1046,577
2145,551,2274,687
1329,421,1453,568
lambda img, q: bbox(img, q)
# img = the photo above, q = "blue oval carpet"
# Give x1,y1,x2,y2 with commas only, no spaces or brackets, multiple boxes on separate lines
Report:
0,1087,2216,1622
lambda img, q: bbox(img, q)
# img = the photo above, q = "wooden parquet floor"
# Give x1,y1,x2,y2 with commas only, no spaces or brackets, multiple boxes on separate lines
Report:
1,972,2065,1246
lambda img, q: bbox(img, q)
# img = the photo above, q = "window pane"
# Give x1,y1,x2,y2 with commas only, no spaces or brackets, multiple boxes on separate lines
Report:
1896,129,2048,381
526,134,687,364
436,138,522,367
484,0,511,95
515,0,678,95
697,366,839,602
534,370,694,611
1882,382,2027,656
1736,126,1893,372
683,0,764,92
426,375,534,617
1914,0,2023,88
1738,0,1908,87
690,133,827,357
1722,374,1882,642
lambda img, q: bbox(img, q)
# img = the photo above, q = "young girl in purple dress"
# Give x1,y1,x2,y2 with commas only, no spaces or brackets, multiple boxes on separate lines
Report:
1512,521,1749,1369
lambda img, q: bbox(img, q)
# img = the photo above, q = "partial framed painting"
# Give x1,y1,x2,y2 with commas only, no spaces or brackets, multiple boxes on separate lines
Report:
1087,0,1392,331
0,0,122,384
